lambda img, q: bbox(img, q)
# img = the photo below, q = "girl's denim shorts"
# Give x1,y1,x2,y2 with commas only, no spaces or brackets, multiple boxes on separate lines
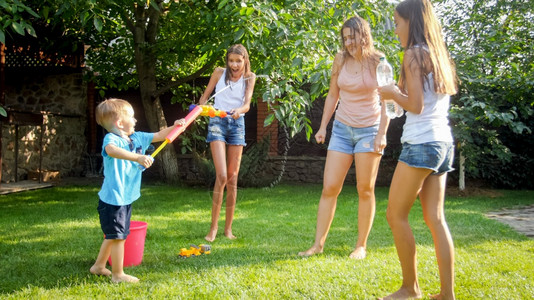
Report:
399,141,455,174
328,120,381,154
206,115,246,146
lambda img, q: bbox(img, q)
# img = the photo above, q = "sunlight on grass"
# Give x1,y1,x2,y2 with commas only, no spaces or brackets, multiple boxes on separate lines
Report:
0,185,533,299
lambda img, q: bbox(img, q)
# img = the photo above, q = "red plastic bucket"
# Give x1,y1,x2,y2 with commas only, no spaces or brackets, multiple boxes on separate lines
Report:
108,220,148,267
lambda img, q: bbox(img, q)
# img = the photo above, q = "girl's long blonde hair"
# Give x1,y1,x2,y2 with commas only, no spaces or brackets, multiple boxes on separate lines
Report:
396,0,457,95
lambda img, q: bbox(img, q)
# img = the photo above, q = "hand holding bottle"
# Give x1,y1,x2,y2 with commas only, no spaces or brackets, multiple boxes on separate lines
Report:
376,57,404,119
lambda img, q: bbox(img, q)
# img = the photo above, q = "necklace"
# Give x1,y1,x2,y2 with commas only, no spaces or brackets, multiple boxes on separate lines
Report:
346,58,363,76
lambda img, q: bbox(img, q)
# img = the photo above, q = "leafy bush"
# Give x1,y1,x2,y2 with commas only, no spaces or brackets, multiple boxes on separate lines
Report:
192,136,274,188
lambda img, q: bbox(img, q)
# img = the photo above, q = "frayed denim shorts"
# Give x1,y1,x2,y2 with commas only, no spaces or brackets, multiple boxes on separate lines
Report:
98,199,132,240
399,141,455,174
206,116,246,146
328,120,381,154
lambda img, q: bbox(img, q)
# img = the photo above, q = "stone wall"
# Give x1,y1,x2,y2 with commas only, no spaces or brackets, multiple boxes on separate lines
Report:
172,154,397,187
2,72,87,182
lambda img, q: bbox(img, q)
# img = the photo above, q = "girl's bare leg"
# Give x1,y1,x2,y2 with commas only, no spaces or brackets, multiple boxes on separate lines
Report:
420,174,455,300
206,141,227,242
381,162,431,299
223,145,243,239
90,239,112,276
298,151,353,256
349,152,381,259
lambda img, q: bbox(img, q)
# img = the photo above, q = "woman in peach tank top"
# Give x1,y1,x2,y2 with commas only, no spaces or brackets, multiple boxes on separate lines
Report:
299,16,391,259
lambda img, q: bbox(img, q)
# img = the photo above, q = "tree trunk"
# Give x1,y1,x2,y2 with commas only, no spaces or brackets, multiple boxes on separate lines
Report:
137,68,180,183
458,142,465,191
134,44,179,181
153,96,180,184
128,1,180,183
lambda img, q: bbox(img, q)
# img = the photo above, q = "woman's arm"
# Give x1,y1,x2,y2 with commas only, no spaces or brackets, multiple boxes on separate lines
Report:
315,53,343,144
378,48,425,114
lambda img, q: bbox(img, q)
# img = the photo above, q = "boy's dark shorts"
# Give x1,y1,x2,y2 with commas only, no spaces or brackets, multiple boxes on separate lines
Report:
98,199,132,240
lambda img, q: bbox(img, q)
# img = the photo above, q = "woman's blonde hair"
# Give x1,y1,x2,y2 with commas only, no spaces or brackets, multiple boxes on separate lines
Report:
396,0,457,95
95,98,132,132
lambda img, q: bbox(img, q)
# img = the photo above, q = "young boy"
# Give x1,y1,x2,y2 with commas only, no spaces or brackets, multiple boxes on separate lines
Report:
89,98,184,283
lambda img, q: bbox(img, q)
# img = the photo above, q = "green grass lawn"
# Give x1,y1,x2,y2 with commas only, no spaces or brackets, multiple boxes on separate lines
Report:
0,183,533,299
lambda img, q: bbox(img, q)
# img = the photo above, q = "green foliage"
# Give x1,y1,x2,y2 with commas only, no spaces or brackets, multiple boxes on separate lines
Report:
247,0,398,138
191,135,273,188
192,149,215,188
238,135,273,187
77,0,400,139
0,0,39,44
0,185,533,298
14,0,533,186
435,0,534,187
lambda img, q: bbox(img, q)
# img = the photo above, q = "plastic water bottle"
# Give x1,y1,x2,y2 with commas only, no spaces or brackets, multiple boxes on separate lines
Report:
376,57,403,119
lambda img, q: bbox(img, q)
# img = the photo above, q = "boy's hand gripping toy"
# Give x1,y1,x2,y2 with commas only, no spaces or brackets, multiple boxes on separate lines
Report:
189,104,229,118
138,105,203,170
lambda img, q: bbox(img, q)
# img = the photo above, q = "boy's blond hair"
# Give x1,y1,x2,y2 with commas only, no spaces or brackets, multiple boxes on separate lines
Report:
95,98,133,132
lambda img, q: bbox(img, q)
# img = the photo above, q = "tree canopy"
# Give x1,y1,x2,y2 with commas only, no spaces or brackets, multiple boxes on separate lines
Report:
3,0,533,187
435,0,534,188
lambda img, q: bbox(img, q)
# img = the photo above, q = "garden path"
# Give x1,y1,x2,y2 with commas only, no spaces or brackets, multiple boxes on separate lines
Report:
487,204,534,238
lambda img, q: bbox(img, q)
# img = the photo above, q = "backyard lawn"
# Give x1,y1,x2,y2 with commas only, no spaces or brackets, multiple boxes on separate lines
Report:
0,183,533,299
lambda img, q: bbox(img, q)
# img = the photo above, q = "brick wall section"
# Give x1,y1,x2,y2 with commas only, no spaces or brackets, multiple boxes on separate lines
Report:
256,99,278,155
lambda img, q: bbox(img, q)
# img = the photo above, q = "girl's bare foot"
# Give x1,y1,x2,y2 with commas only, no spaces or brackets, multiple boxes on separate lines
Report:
298,245,323,257
429,293,454,300
349,246,366,260
111,273,139,283
90,265,111,276
205,228,217,242
378,288,422,300
224,230,237,239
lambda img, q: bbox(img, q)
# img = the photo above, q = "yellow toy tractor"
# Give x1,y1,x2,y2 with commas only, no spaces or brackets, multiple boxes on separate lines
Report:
179,244,211,258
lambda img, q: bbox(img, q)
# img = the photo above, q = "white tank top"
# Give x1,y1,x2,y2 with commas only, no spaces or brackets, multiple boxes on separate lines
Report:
214,69,246,113
401,72,453,144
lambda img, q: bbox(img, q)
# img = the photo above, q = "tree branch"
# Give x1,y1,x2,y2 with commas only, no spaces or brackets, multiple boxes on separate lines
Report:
146,0,163,43
152,59,217,100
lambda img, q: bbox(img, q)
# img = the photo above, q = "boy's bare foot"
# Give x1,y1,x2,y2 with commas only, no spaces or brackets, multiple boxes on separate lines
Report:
349,246,366,260
205,229,217,242
378,288,422,300
224,231,237,239
90,265,111,276
111,273,139,283
298,245,323,257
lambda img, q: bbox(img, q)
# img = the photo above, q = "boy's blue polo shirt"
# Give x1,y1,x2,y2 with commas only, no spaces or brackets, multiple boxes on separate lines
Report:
98,132,154,206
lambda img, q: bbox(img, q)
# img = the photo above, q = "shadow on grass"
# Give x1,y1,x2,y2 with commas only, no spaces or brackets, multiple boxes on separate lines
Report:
0,185,532,295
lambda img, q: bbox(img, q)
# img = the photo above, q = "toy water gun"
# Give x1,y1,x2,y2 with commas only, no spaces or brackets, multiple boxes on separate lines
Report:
189,104,229,118
178,244,211,258
138,105,203,170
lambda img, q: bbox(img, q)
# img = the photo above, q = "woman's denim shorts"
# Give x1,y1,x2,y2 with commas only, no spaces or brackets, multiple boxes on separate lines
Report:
328,120,381,154
399,141,455,174
206,116,246,146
